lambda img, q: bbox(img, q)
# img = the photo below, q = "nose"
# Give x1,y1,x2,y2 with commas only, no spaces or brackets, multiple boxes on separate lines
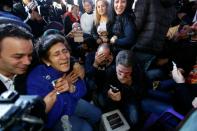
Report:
22,56,32,65
121,73,127,78
60,52,68,59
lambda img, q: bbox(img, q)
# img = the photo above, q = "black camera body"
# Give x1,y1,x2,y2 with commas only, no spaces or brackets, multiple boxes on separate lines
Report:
0,91,45,131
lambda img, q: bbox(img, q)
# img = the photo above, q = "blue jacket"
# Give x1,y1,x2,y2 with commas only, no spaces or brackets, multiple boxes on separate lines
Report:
26,64,86,128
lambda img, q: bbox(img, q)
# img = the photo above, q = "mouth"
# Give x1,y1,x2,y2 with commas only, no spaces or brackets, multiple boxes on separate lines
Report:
18,67,28,72
60,61,69,66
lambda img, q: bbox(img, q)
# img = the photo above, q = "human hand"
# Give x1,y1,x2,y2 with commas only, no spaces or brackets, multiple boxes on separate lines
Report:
54,77,70,93
64,71,78,84
107,88,121,101
192,97,197,108
172,68,185,83
44,90,57,113
93,52,106,67
110,35,117,44
73,62,85,79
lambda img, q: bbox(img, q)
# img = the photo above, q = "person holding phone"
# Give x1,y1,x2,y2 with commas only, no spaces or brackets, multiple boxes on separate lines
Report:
95,50,143,130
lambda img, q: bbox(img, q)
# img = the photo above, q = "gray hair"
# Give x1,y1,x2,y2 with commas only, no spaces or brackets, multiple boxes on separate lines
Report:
116,50,133,67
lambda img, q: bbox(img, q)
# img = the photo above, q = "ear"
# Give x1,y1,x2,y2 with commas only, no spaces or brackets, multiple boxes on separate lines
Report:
42,58,50,66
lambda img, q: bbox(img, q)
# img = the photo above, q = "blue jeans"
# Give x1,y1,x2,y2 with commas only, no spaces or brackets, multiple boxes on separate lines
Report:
121,103,139,127
141,98,172,115
74,99,102,125
52,115,92,131
70,115,92,131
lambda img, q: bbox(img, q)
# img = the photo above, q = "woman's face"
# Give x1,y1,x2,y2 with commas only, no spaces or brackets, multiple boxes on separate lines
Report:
72,6,79,15
45,42,70,72
96,0,107,16
114,0,127,15
84,1,93,13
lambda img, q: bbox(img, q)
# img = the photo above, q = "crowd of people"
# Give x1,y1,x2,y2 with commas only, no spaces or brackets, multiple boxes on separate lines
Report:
0,0,197,130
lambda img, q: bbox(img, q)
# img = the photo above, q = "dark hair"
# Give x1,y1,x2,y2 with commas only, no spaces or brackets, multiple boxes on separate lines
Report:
116,50,133,67
37,34,70,60
0,23,33,51
111,0,135,19
43,29,65,37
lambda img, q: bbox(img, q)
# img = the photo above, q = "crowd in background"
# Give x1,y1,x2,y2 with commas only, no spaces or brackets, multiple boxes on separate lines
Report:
0,0,197,130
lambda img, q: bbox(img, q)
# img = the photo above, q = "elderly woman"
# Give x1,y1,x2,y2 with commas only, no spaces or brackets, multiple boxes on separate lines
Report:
26,34,101,131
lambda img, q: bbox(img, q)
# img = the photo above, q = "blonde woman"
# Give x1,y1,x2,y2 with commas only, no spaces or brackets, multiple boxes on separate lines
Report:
92,0,112,45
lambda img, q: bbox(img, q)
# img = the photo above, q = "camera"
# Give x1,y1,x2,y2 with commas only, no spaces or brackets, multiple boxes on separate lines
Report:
0,91,45,131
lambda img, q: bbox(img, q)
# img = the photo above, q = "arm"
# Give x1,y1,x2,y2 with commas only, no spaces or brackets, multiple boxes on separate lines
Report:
113,19,136,48
85,53,99,77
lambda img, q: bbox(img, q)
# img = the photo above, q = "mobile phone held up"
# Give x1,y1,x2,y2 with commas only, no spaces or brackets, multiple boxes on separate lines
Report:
110,85,119,93
172,61,177,70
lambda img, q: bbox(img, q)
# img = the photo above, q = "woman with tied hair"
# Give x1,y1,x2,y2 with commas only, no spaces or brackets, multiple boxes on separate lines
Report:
26,34,101,131
110,0,136,54
92,0,112,45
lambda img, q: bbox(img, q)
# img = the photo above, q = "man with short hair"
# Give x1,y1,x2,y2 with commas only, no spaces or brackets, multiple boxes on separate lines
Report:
85,44,114,100
0,19,33,94
96,50,141,130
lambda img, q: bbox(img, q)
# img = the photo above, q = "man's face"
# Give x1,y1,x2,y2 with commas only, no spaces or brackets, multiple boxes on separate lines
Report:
0,37,33,77
116,64,132,84
97,46,112,65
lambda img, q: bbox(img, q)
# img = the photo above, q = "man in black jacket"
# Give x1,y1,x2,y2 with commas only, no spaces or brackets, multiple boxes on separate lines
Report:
133,0,177,71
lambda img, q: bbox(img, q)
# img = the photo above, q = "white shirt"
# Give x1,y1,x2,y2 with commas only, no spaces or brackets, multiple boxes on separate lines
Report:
0,74,15,92
80,12,94,34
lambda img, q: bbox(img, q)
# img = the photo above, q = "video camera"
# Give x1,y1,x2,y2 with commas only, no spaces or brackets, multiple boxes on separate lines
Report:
0,90,45,131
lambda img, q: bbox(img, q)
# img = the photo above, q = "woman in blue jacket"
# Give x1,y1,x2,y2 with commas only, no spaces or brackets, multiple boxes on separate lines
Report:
26,34,101,130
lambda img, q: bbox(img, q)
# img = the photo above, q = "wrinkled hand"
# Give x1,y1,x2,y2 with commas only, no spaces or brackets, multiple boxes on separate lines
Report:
172,68,185,83
54,77,70,93
108,88,121,101
192,97,197,108
64,71,78,84
44,90,57,113
73,62,85,79
93,53,106,67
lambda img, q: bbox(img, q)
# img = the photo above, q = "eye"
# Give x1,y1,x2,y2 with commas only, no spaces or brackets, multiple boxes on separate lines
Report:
52,52,60,57
62,49,69,54
13,55,23,59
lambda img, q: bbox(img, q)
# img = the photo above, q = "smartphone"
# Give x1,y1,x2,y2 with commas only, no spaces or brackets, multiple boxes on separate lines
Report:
172,61,177,70
110,85,119,93
51,79,60,95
